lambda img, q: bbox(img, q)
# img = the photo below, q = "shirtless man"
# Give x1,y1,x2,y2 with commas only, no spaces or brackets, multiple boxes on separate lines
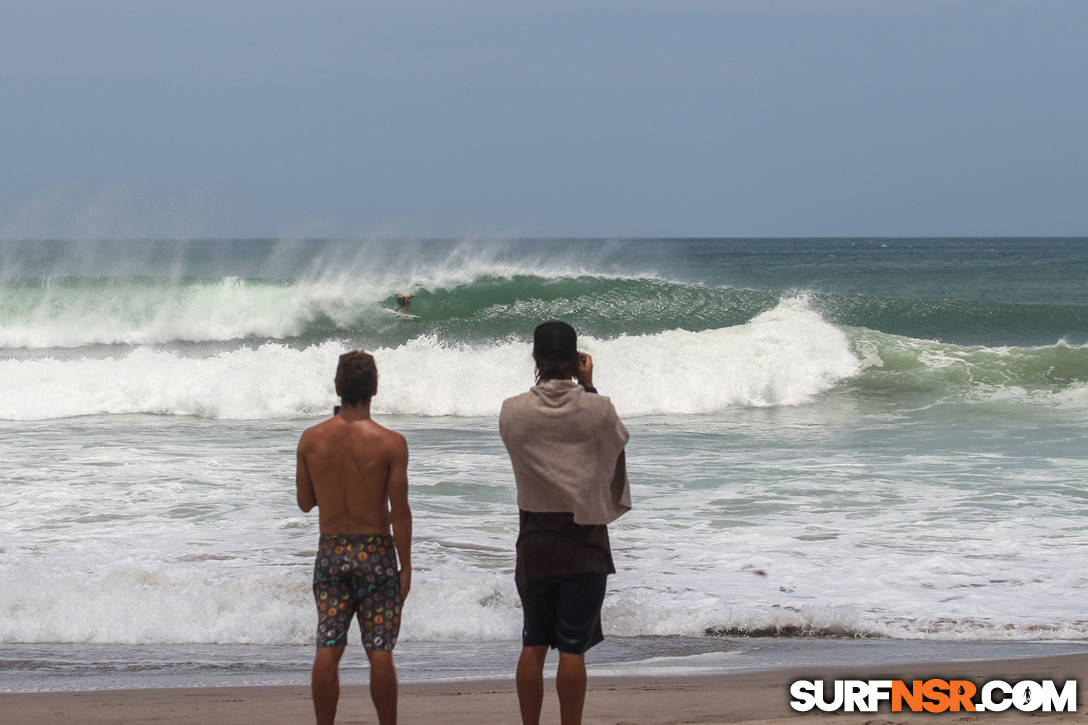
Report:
296,351,412,725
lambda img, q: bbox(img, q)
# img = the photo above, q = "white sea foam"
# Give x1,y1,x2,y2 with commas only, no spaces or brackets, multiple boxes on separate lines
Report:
0,259,663,349
0,276,384,349
1054,382,1088,411
0,562,843,645
0,299,861,420
3,559,1085,645
3,396,1087,645
0,565,311,645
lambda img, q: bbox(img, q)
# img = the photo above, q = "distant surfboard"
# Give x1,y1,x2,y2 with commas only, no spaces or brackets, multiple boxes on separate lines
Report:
384,307,420,319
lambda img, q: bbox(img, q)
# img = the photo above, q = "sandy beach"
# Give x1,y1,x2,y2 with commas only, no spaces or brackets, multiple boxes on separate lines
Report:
3,652,1085,724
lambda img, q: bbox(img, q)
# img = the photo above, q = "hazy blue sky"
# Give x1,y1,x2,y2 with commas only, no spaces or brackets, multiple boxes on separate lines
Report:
2,1,1086,238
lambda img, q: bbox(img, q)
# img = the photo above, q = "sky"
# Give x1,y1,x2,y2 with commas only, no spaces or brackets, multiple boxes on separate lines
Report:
1,0,1086,239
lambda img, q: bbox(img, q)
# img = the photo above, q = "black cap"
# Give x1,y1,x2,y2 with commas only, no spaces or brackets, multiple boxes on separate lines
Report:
533,320,578,361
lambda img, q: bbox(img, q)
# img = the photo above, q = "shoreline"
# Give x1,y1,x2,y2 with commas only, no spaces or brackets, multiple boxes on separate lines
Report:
6,636,1088,694
2,653,1084,724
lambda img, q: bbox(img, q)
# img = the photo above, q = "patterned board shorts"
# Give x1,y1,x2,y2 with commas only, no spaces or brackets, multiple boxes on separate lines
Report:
313,534,402,651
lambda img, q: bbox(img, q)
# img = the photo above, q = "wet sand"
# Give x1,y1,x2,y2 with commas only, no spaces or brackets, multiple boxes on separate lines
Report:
2,652,1085,723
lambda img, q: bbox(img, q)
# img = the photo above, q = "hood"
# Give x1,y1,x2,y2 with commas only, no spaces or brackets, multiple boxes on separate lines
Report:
529,378,583,408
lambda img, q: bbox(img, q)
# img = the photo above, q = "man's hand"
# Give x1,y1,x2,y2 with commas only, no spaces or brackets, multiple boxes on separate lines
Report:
576,351,594,388
399,567,412,600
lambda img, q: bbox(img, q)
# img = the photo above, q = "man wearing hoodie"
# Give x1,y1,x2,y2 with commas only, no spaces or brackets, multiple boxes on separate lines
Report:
499,320,631,725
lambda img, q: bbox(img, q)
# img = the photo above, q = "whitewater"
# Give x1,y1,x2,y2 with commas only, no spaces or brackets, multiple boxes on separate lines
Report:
1,237,1086,690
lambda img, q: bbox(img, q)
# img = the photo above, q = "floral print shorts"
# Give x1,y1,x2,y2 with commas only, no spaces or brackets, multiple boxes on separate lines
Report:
313,534,402,651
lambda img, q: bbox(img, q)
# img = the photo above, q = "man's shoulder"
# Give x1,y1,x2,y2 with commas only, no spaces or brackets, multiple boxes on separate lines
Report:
499,390,535,419
571,387,617,413
298,417,334,447
384,427,408,450
365,420,408,452
595,393,620,414
501,389,532,407
371,425,408,466
574,390,623,429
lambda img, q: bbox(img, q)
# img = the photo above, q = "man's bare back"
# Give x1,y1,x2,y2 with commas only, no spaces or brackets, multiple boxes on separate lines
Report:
296,411,409,537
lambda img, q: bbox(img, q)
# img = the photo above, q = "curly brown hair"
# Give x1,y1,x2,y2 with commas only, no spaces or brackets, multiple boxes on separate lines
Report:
335,351,378,406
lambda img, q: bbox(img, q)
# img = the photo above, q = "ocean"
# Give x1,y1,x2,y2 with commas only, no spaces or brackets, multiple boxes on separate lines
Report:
1,237,1086,692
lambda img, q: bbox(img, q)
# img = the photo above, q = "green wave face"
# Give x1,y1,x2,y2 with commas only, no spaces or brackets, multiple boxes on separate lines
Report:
2,271,1087,408
849,327,1088,396
3,272,1086,345
812,294,1088,347
412,278,1088,348
2,237,1087,350
12,271,1083,348
0,273,784,348
387,275,780,342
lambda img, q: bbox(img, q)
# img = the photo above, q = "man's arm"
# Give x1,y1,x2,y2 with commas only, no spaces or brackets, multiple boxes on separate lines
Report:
388,434,412,599
577,351,597,393
296,435,317,513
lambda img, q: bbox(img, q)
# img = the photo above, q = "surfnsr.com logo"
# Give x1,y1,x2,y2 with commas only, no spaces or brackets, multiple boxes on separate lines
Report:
789,678,1078,713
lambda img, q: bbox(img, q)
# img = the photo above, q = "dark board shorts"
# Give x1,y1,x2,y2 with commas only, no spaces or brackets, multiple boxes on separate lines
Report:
517,572,607,654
